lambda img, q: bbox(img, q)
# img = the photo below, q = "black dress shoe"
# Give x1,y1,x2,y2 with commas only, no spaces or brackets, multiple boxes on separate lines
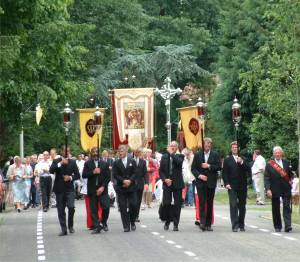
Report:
173,225,179,231
275,228,282,232
199,224,206,231
135,218,140,223
43,208,47,212
131,223,136,231
103,224,109,232
195,221,200,226
240,228,245,232
164,223,169,231
58,231,67,236
91,228,101,234
232,228,238,232
206,226,213,232
124,227,130,232
69,228,75,234
285,227,292,233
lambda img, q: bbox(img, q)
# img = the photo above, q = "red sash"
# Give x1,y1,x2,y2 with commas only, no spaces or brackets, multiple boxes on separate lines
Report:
268,160,290,183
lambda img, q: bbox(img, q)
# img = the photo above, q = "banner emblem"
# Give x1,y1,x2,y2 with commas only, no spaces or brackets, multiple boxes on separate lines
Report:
189,118,199,135
85,119,96,137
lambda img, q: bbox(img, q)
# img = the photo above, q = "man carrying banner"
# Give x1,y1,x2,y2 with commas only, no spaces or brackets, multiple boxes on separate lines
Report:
265,146,293,232
82,147,111,234
192,138,221,231
50,146,80,236
160,141,185,231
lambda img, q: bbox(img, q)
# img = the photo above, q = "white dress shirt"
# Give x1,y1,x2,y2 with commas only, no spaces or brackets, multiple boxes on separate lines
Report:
251,155,266,175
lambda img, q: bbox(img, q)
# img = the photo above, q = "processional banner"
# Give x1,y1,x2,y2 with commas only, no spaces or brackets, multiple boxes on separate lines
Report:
77,108,105,152
177,106,203,150
112,88,154,150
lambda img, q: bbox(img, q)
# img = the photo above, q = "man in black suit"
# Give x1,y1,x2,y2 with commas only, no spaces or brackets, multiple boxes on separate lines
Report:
82,147,111,234
222,141,251,232
133,147,149,222
50,146,80,236
160,141,185,231
112,144,138,232
192,137,221,231
265,146,293,232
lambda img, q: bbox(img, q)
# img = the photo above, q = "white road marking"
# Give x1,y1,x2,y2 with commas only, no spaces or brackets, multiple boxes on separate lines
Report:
140,225,147,228
166,240,175,244
249,225,258,229
259,229,269,232
36,211,46,261
272,233,282,237
284,236,298,241
38,250,45,255
221,216,229,220
184,251,196,257
175,245,182,249
151,232,160,235
160,235,165,239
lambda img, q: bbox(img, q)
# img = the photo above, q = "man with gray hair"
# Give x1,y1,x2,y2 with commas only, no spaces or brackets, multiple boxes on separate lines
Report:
265,146,293,232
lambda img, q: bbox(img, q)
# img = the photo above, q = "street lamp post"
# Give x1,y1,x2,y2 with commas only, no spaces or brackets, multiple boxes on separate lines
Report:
196,97,205,150
94,106,103,160
19,103,40,158
232,97,241,142
155,77,182,145
63,103,73,158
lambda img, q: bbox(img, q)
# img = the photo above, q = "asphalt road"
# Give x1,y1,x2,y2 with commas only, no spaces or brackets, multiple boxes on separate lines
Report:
1,200,300,262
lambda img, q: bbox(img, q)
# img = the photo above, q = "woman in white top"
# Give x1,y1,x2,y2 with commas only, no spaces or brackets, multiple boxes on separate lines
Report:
8,156,26,212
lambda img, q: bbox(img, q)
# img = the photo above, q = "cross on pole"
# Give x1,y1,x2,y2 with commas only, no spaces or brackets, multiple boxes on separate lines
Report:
155,77,182,145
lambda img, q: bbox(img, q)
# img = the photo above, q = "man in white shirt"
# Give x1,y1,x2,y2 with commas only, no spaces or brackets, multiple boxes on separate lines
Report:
37,151,52,212
251,150,266,205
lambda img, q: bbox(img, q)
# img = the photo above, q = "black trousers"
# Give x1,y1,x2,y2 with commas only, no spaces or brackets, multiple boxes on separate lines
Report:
90,193,110,228
228,189,247,229
136,188,144,219
55,191,75,233
197,184,215,226
40,176,52,209
117,191,137,230
30,183,37,205
162,187,182,226
272,196,291,230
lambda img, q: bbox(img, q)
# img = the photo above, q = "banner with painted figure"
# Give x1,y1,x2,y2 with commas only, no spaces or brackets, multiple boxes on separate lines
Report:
112,88,154,150
77,108,105,152
177,106,203,150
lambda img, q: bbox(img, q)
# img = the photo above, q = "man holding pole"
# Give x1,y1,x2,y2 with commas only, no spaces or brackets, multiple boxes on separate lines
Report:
50,145,80,236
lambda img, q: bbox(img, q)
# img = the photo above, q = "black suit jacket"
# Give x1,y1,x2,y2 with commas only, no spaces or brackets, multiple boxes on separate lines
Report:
159,153,185,190
222,155,251,191
112,157,137,193
191,150,221,189
50,158,80,194
265,159,292,197
134,158,149,190
82,159,110,196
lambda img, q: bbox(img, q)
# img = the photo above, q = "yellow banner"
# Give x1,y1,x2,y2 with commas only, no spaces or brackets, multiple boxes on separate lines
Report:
177,106,203,150
77,108,106,152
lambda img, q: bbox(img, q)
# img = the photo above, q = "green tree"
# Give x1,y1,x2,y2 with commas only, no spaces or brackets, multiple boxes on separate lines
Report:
0,0,92,160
